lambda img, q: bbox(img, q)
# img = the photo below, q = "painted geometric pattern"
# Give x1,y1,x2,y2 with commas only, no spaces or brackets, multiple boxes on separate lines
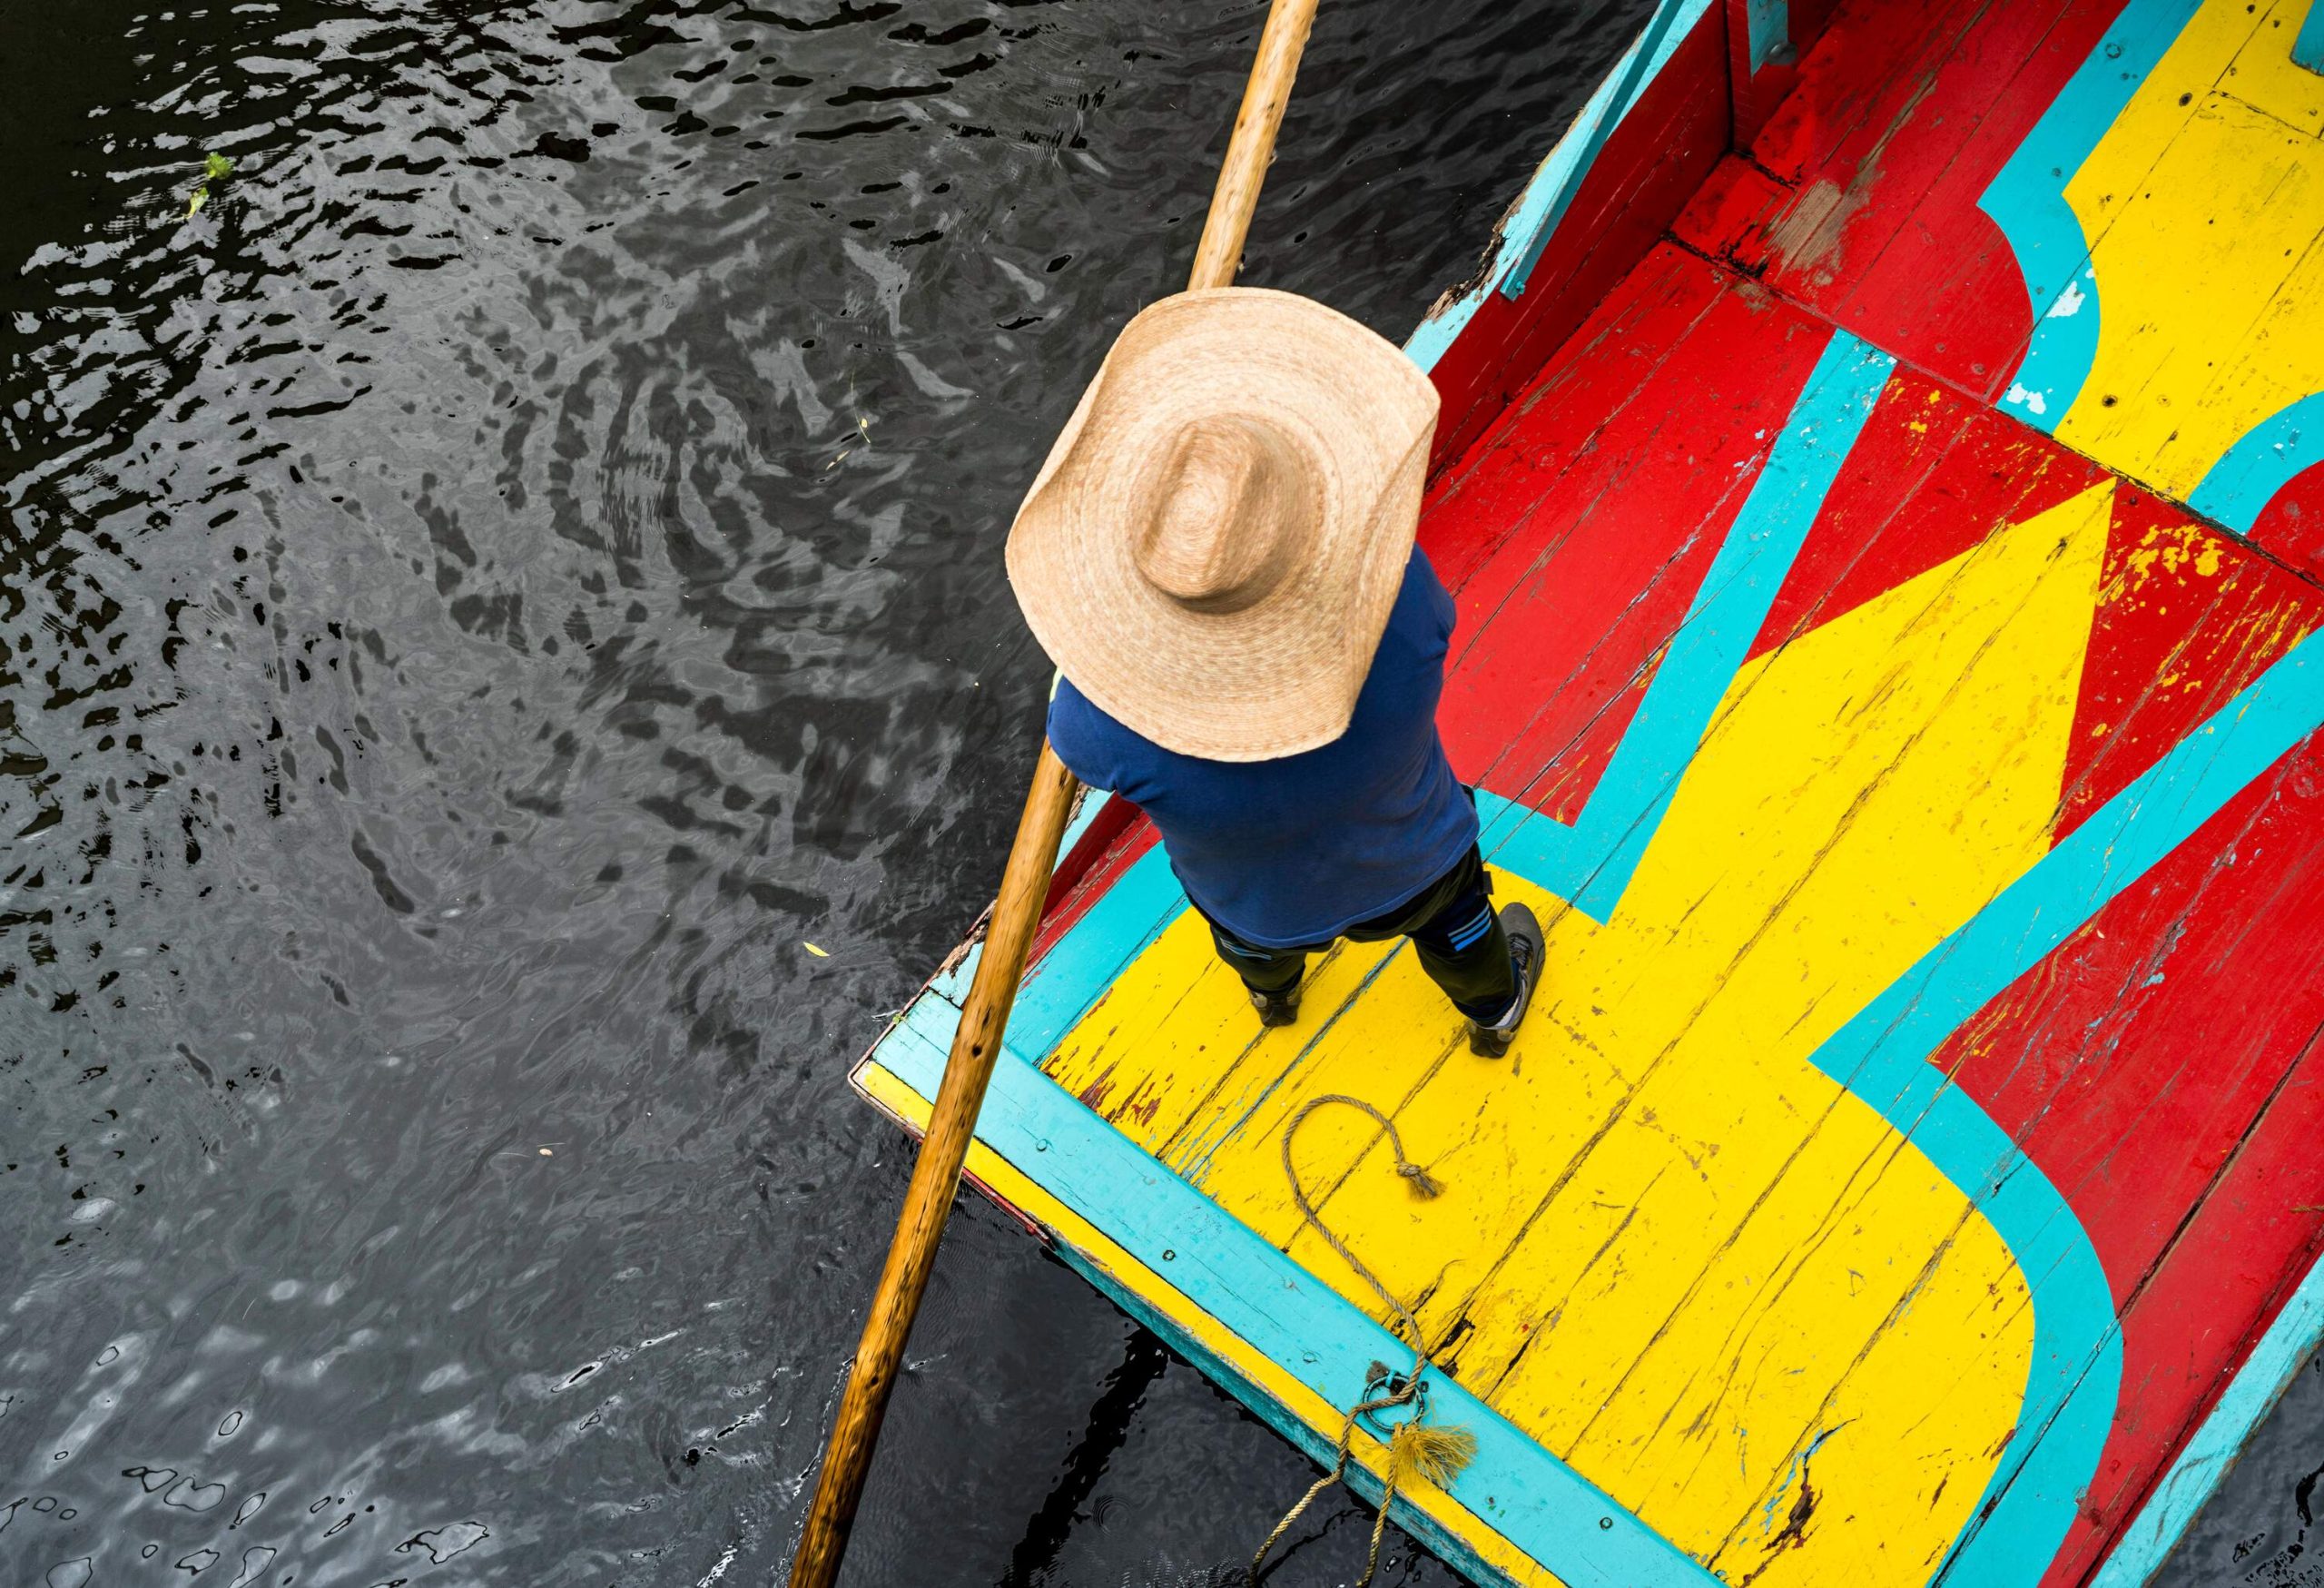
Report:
1676,0,2324,576
863,238,2324,1586
857,4,2324,1582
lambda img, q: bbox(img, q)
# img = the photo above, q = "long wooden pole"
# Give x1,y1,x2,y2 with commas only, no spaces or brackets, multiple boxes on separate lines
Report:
784,4,1323,1583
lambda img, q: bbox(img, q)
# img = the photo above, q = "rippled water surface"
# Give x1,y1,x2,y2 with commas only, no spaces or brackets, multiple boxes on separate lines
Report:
6,2,2315,1584
1,1,1662,1582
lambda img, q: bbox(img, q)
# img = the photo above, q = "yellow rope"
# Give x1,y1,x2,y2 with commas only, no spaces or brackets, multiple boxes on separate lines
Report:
1249,1096,1478,1586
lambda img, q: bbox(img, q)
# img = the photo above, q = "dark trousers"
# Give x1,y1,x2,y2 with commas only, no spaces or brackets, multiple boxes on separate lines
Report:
1203,845,1515,1023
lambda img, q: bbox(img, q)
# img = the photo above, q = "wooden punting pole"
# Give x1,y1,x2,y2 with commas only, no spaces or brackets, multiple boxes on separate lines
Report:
783,3,1323,1583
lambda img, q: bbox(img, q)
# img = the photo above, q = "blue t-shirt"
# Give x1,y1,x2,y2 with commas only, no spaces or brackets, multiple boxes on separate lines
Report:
1047,547,1478,950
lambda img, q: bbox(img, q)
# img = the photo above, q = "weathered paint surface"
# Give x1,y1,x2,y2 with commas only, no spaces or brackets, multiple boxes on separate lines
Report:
854,3,2324,1583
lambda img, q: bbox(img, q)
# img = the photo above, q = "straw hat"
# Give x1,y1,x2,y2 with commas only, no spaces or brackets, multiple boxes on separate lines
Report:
1006,288,1440,763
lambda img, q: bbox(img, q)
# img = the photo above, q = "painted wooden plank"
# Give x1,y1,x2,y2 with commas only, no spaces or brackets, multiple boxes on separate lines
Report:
1408,0,1714,366
1925,680,2324,1582
1724,0,1839,143
1680,0,2324,542
2246,459,2324,579
2042,2,2324,519
1682,0,2117,405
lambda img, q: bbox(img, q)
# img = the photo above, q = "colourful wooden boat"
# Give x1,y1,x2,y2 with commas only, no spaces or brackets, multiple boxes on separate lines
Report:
853,1,2324,1582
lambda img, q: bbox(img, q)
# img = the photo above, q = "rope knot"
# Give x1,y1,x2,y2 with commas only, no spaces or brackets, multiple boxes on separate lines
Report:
1253,1094,1473,1588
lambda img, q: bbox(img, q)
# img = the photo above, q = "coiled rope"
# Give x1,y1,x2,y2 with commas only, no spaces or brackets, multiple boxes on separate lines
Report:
1248,1095,1477,1586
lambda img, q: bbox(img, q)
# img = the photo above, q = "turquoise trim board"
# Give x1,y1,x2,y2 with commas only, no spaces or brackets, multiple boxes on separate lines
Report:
1478,331,1893,922
1494,0,1706,301
1040,1222,1515,1587
1747,0,1790,73
874,1009,1725,1588
2092,1249,2324,1585
1980,0,2199,429
2190,390,2324,533
1402,0,1713,371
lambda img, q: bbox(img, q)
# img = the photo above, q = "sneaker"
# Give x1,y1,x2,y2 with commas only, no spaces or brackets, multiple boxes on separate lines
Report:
1251,985,1302,1028
1467,902,1543,1057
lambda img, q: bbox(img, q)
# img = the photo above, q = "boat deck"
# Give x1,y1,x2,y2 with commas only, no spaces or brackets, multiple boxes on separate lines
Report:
856,1,2324,1583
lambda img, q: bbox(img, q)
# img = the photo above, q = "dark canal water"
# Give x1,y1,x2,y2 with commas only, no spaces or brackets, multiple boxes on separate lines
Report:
2,2,2315,1585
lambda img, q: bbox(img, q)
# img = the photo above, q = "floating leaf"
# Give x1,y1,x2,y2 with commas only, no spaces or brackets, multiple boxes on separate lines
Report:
204,152,233,182
186,187,208,218
803,942,830,958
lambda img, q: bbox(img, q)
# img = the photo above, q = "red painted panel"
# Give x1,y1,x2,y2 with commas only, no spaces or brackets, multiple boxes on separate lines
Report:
1747,0,1981,182
1423,1,1731,477
2247,459,2324,583
1032,813,1161,963
1689,0,2134,403
1420,244,1737,594
2051,1024,2324,1585
1429,246,1834,823
1669,152,1789,269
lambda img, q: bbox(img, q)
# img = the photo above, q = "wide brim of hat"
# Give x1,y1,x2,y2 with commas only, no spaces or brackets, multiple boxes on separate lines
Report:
1006,288,1440,763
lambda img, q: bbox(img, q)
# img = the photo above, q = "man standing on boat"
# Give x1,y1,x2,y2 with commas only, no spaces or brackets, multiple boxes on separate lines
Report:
1005,288,1544,1056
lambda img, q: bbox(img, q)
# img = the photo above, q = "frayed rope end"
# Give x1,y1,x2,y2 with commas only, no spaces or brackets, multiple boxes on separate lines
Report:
1390,1419,1478,1489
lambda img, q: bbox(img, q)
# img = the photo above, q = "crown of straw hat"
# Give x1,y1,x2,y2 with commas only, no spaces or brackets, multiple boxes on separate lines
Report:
1006,288,1440,763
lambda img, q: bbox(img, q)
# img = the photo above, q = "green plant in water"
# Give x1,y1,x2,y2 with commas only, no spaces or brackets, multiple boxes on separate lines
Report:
186,153,233,218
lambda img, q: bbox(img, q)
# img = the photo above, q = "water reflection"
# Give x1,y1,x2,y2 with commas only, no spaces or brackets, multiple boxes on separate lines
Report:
3,0,1646,1582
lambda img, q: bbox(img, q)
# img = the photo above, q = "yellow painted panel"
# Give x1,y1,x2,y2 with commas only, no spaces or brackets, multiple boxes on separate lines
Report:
1039,916,1412,1159
2054,0,2324,497
1702,1229,2034,1583
1049,482,2113,1576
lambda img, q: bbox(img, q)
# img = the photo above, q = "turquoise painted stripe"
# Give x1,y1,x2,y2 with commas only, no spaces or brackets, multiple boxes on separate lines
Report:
1822,634,2324,1581
875,1004,1726,1588
2091,1249,2324,1584
1479,331,1894,921
1403,0,1714,370
2189,390,2324,532
1748,0,1791,74
1980,0,2199,429
2296,0,2324,73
